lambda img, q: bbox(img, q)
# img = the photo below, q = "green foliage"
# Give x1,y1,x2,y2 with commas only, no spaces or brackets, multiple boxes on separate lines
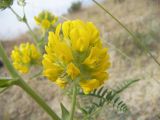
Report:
79,79,139,119
0,78,18,94
68,1,82,13
79,87,128,116
113,79,140,94
0,0,14,10
0,78,16,87
60,103,70,120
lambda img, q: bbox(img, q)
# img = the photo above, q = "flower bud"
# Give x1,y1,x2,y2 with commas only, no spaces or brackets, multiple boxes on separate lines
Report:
34,10,58,30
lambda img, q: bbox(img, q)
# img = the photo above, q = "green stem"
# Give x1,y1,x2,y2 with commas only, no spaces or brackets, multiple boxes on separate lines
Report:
92,0,160,67
9,6,21,20
0,43,60,120
24,19,39,43
9,7,41,51
106,42,132,61
0,43,18,77
69,85,77,120
17,80,60,120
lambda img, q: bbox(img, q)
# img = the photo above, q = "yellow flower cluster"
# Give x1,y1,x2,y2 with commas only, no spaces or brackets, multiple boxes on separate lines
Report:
34,10,58,29
11,43,41,73
43,20,110,94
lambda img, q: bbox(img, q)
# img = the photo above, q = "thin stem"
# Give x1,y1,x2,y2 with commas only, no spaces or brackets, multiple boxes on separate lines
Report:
92,0,160,66
24,20,39,44
0,42,60,120
106,42,132,61
69,85,77,120
0,43,18,78
9,7,41,51
9,6,21,20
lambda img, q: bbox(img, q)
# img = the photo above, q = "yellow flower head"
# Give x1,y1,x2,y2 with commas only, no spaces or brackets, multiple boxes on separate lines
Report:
43,20,110,94
11,43,41,73
34,10,58,29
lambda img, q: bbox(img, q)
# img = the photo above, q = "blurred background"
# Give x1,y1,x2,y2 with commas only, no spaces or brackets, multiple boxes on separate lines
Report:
0,0,160,120
0,0,94,39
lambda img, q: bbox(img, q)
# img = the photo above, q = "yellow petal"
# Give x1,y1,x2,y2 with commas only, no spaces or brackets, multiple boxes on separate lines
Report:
67,63,80,79
92,72,109,84
55,23,61,36
70,28,90,52
55,78,68,88
41,19,51,29
34,16,41,25
80,79,100,94
62,20,71,38
83,47,108,69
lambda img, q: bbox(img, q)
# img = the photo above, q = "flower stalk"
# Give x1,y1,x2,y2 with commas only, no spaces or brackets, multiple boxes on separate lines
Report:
69,85,78,120
0,42,60,120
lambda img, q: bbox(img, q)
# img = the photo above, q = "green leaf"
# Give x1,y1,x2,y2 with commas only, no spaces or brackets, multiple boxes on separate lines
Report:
114,79,140,94
29,70,42,80
60,103,69,120
0,0,14,10
0,80,11,88
0,77,17,88
79,78,140,118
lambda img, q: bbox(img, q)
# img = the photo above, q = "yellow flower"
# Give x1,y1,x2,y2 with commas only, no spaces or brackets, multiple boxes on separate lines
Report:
46,31,73,63
11,43,41,73
55,78,68,88
42,55,64,81
62,20,100,52
41,19,51,29
67,63,80,80
83,47,109,69
80,79,100,94
43,20,110,94
34,10,58,29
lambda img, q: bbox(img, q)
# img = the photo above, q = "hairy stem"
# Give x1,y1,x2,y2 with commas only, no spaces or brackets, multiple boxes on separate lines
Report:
92,0,160,66
69,85,77,120
0,43,60,120
24,19,39,44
